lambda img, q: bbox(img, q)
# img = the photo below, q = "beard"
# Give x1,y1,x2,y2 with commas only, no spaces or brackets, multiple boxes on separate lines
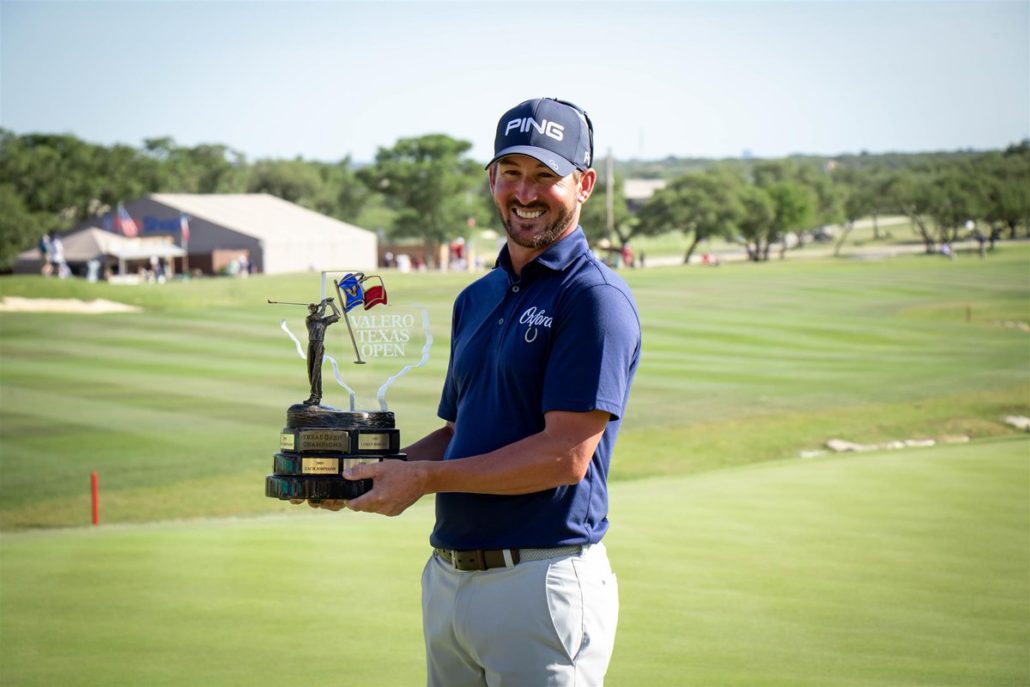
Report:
496,199,576,251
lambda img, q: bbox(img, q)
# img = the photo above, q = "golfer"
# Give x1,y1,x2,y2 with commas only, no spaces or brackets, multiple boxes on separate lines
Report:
340,98,641,686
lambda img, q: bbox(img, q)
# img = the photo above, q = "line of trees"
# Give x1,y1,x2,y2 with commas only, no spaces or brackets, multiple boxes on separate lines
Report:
620,142,1030,263
0,129,495,269
2,127,1027,270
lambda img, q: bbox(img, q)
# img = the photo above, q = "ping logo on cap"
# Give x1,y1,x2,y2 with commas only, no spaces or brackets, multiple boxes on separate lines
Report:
504,117,565,142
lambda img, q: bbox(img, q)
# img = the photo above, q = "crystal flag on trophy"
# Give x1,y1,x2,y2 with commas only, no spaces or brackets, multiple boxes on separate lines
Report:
265,271,432,502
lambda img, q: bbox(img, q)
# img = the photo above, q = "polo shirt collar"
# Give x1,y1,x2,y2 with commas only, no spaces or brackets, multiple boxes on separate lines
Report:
496,227,589,278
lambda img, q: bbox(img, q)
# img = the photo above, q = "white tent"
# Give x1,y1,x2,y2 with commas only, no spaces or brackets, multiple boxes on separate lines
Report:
148,194,377,274
16,228,184,277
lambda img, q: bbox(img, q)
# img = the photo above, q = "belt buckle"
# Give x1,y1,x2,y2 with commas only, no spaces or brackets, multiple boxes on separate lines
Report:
453,550,486,571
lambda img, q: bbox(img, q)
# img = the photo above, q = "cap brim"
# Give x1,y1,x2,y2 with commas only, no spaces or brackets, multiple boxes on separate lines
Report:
486,145,576,177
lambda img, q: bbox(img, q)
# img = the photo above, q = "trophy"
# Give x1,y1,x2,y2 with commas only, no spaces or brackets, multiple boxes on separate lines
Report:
264,271,431,503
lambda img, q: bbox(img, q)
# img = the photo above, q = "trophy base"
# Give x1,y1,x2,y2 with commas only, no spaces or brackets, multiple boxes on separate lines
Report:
266,474,374,501
266,404,405,502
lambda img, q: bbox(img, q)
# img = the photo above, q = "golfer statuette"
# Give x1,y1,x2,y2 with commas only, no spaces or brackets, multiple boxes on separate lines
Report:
264,272,431,503
303,298,341,405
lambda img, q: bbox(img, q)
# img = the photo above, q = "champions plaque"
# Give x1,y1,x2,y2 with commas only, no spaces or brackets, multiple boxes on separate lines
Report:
265,271,432,502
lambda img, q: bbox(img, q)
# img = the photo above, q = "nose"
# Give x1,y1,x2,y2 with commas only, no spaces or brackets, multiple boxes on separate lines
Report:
513,178,538,205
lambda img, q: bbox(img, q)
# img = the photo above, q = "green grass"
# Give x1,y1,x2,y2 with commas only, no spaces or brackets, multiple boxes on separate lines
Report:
1,247,1027,529
1,246,1027,685
1,438,1025,686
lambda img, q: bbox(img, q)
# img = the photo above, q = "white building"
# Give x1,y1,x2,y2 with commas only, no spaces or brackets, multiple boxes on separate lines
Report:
124,193,377,275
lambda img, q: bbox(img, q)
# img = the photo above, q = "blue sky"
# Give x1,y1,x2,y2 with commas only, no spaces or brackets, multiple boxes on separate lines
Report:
2,1,1027,163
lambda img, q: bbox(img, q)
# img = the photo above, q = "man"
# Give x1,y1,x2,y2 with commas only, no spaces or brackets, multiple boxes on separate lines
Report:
319,98,641,686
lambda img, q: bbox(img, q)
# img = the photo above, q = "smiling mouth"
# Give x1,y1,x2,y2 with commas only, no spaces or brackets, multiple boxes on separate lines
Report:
512,206,545,220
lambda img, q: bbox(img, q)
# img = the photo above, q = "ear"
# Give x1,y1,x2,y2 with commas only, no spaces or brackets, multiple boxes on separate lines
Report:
577,169,597,204
487,163,497,192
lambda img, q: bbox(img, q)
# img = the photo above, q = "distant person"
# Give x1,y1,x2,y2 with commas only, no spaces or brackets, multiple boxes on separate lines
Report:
38,234,53,276
150,255,166,283
989,225,1001,251
621,242,634,268
50,234,67,279
972,229,986,259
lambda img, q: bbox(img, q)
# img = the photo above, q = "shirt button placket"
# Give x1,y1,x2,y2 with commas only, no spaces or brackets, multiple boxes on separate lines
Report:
501,282,521,326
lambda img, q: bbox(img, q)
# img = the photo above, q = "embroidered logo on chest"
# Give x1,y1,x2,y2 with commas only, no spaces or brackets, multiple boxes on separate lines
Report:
518,306,553,343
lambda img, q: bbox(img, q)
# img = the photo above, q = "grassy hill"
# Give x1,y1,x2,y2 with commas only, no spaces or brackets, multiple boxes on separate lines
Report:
1,246,1027,685
0,246,1027,530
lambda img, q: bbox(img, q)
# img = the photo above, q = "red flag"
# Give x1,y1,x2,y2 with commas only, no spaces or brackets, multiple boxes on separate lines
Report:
363,284,387,309
114,204,139,237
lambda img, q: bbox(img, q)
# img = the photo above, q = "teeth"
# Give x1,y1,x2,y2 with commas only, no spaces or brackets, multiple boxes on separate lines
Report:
514,207,544,219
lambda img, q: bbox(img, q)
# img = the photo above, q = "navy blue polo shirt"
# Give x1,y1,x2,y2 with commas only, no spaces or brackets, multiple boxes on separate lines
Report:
432,227,641,550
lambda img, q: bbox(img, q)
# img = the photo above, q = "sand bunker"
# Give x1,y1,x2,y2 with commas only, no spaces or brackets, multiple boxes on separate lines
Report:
0,297,142,314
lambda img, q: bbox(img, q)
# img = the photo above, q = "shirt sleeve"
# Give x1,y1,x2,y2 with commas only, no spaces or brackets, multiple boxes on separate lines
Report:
437,296,462,422
542,283,640,421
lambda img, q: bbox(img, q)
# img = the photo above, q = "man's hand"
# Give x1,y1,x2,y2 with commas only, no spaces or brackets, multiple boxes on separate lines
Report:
344,460,426,516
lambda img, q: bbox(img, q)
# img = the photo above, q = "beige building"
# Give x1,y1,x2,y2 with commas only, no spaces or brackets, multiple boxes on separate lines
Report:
140,193,377,275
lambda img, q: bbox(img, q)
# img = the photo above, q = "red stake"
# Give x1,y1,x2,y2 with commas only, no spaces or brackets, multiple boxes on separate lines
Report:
90,471,99,526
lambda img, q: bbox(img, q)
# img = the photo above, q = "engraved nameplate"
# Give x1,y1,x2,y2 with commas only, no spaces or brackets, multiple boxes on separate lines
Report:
358,433,390,451
342,457,382,470
298,430,350,452
280,433,296,451
302,457,340,475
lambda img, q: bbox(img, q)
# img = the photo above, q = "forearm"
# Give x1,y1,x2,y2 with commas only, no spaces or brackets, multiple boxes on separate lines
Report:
403,423,454,462
343,411,608,516
419,410,607,496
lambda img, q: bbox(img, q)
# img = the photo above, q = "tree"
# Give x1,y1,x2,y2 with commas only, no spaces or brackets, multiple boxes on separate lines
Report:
357,134,484,265
247,158,323,204
795,164,844,234
831,165,888,256
579,169,633,246
981,145,1030,239
924,164,987,246
143,138,247,193
0,184,58,270
324,158,372,223
636,169,744,264
882,170,937,253
734,185,777,261
752,160,823,256
763,180,816,260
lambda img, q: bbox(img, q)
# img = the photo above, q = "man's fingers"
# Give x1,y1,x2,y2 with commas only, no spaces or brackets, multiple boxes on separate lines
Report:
320,499,348,511
345,493,373,512
343,462,380,481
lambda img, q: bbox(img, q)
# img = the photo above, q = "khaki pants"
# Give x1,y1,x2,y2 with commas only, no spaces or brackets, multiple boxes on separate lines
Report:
422,542,619,687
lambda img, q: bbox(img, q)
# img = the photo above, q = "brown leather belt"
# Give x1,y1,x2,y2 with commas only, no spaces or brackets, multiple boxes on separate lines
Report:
434,545,583,571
